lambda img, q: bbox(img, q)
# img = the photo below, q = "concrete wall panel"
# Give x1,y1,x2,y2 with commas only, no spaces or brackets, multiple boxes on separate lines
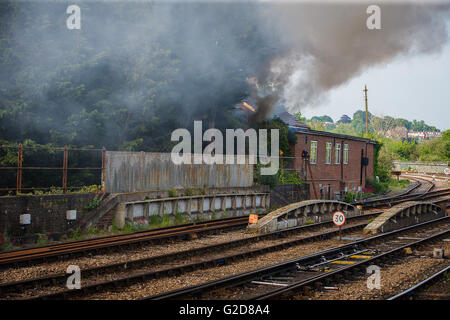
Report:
105,151,253,193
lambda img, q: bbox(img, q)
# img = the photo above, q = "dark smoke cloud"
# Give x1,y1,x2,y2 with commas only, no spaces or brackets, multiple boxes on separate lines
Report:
1,0,449,147
254,1,450,118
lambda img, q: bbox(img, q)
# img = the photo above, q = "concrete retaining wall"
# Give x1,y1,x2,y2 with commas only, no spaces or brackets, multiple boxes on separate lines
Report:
105,151,254,193
393,161,449,174
270,184,310,208
114,192,270,229
0,193,96,237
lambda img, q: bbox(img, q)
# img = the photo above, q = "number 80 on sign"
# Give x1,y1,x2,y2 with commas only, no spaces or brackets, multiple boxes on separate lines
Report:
332,211,346,226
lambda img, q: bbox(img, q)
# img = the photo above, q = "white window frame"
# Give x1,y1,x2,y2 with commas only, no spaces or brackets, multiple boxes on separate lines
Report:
310,141,317,164
343,144,349,164
335,143,341,164
325,142,332,164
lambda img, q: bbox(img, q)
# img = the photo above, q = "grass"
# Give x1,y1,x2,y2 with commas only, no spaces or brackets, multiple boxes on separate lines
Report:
184,188,195,196
174,212,187,225
70,227,83,241
36,233,49,246
303,219,316,225
2,185,104,197
388,178,410,191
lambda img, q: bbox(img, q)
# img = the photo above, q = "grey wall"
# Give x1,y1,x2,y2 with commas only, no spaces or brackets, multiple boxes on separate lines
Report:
392,161,448,173
270,184,310,208
0,193,96,236
105,151,254,193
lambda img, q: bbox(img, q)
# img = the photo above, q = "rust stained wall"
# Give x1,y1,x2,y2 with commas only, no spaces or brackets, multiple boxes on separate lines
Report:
105,151,254,193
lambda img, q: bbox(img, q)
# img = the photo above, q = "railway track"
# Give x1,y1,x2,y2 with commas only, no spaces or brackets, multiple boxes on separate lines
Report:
0,214,262,269
0,173,447,301
1,211,383,300
358,175,449,209
387,265,450,300
0,174,447,271
144,216,450,300
4,203,447,300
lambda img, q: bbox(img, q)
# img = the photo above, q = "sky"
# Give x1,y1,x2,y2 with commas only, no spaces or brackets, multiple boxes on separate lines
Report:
301,39,450,131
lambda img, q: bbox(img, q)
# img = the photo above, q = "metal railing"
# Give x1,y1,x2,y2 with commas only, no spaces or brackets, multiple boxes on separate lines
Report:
0,144,106,194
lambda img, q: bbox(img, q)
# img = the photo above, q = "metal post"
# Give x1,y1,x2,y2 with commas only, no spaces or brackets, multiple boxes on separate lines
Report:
16,144,23,195
62,145,68,193
364,85,369,134
101,147,106,190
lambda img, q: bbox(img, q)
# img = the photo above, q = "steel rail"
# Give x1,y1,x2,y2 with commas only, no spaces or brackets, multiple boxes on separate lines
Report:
0,214,262,268
254,229,450,300
387,265,450,300
144,216,450,300
1,186,447,269
356,175,437,207
361,186,449,209
12,213,380,300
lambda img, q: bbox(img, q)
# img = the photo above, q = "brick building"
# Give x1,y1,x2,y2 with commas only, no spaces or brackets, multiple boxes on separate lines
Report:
279,112,377,200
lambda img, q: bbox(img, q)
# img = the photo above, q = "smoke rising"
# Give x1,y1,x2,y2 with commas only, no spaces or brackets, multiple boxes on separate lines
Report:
255,2,450,117
0,1,449,150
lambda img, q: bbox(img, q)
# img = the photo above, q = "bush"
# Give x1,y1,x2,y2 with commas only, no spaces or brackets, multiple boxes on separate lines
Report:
278,169,303,185
254,163,280,189
366,178,389,194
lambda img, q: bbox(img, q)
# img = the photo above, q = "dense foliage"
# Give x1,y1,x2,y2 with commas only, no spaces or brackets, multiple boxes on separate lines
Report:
0,2,280,151
0,2,284,192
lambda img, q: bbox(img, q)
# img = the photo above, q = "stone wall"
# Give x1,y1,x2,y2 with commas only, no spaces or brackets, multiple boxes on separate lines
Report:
392,161,448,174
0,193,96,236
270,184,310,208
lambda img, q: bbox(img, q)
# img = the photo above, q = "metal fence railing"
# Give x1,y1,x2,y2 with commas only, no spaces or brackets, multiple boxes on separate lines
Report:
0,144,106,194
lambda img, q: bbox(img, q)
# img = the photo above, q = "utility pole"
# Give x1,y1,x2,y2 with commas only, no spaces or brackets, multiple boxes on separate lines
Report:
364,85,369,134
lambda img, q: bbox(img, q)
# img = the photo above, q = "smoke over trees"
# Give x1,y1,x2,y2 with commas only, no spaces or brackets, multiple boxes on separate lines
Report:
0,1,449,152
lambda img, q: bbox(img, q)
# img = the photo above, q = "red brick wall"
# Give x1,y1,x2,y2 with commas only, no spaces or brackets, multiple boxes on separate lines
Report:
290,132,375,200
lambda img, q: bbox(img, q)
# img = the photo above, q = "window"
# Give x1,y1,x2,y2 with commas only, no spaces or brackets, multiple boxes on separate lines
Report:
343,144,349,164
335,143,341,164
310,141,317,164
325,142,332,164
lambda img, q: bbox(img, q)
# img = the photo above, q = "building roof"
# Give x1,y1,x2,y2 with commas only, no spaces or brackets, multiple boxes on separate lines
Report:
277,112,311,132
302,129,378,144
277,111,377,144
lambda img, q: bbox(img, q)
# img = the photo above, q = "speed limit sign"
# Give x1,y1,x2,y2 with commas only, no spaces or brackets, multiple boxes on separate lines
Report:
332,211,346,226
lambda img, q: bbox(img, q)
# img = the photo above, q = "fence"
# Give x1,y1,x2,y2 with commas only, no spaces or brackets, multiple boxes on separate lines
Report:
0,144,105,194
104,151,255,193
1,146,312,195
